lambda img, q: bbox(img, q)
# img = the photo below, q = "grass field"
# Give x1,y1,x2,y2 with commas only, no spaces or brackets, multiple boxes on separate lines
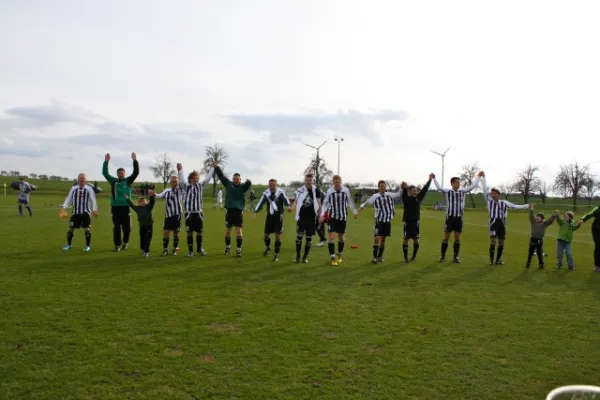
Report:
1,187,600,399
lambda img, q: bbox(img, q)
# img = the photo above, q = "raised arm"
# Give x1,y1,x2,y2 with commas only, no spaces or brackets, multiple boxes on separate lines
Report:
401,182,409,202
200,167,215,186
528,208,535,224
126,198,137,211
502,200,529,210
417,179,432,201
433,178,449,193
359,194,377,209
481,177,489,202
214,166,231,187
102,153,116,183
580,206,600,223
62,186,76,209
241,179,252,192
155,189,168,199
463,176,481,193
148,195,156,210
126,153,139,184
544,214,556,226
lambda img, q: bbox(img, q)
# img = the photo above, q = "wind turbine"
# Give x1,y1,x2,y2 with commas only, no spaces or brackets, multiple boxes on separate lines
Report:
431,146,451,188
304,139,328,186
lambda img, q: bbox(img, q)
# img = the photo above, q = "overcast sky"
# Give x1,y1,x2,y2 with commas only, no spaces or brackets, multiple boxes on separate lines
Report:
1,0,599,188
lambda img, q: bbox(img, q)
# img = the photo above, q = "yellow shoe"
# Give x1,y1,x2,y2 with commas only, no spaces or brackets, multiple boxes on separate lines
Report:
336,255,343,264
330,258,338,266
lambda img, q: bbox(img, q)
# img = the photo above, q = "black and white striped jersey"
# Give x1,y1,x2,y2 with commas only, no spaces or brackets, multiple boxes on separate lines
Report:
321,186,357,221
482,178,528,223
433,177,481,217
155,187,184,218
179,168,214,214
254,188,291,215
360,192,399,223
62,184,98,215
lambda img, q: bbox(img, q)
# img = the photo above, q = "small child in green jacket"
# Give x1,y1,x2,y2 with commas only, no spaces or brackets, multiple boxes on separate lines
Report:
125,191,156,257
554,210,582,270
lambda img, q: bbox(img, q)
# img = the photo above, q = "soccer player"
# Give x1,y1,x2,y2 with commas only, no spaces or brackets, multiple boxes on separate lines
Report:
248,189,257,211
214,163,252,257
578,206,600,272
125,191,156,257
358,180,398,264
178,163,214,257
17,177,33,217
400,176,432,262
292,174,323,263
320,175,358,266
433,170,483,263
102,152,139,251
481,173,529,265
213,188,223,209
155,173,185,256
254,179,292,261
61,173,98,251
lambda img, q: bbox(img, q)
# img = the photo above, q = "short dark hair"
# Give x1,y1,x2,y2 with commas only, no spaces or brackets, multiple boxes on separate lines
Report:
305,174,314,179
117,168,125,173
332,175,341,181
377,180,386,186
491,188,501,195
408,185,416,190
138,197,146,203
536,213,545,220
188,171,199,183
233,173,241,178
268,179,277,183
450,177,460,184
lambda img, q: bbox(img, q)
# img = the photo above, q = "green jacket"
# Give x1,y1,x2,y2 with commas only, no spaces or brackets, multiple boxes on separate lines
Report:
214,167,251,210
581,206,600,232
103,160,140,207
556,215,580,243
127,196,155,226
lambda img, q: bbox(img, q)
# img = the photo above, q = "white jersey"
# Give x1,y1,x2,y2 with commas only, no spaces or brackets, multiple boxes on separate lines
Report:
482,178,528,223
217,190,223,202
63,184,98,215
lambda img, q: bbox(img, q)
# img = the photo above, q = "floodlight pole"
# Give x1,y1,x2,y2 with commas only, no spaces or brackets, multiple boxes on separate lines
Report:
334,137,344,175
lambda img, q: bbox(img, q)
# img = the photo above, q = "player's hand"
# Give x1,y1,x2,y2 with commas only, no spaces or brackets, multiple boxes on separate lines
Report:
354,212,358,219
401,181,407,189
148,190,155,197
318,216,325,224
529,202,535,208
429,173,435,179
212,162,219,168
478,171,485,177
59,208,68,219
131,152,137,161
124,194,129,199
287,206,292,212
92,211,99,218
105,153,111,162
553,210,558,216
579,219,584,224
177,163,182,171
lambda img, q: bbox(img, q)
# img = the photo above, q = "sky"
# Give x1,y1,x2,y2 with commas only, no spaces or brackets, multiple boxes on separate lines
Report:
1,0,600,190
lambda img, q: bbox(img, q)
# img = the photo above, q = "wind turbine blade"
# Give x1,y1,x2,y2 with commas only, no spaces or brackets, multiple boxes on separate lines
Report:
443,146,451,155
304,143,317,149
317,139,328,149
431,150,442,156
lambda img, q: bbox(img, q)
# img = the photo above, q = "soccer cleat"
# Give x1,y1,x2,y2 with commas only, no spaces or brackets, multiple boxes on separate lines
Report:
557,265,562,269
568,266,575,271
162,249,169,256
83,246,90,252
404,258,410,264
263,246,271,256
236,249,242,257
539,264,545,270
224,247,231,255
302,257,308,263
330,257,338,266
295,257,301,263
63,245,72,251
371,258,378,264
495,259,504,265
453,257,461,264
188,251,194,258
336,255,343,264
439,256,445,263
378,257,385,263
114,246,121,252
410,255,417,262
525,262,530,268
121,243,128,251
174,247,180,255
316,241,326,247
200,249,207,256
594,266,600,273
273,254,279,262
143,252,149,257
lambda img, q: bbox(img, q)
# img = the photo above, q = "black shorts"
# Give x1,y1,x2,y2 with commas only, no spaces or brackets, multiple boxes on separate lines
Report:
296,216,316,236
489,218,506,239
374,220,392,237
163,215,182,231
403,220,420,239
327,218,347,234
186,213,204,233
69,213,91,229
265,213,284,234
18,198,29,205
444,216,463,233
225,209,244,228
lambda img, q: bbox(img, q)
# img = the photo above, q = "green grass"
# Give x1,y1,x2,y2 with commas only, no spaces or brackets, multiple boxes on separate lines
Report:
1,191,600,399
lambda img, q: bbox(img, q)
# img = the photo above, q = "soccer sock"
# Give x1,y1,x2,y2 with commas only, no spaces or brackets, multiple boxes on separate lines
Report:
264,236,271,248
441,240,449,257
402,244,409,260
225,236,231,248
236,236,243,250
303,237,312,258
274,239,281,254
328,242,336,257
196,235,203,252
453,240,461,257
489,244,496,262
173,236,179,250
296,235,303,258
337,241,345,255
163,236,169,250
18,205,23,216
26,205,32,216
372,244,379,259
413,243,420,258
187,234,194,251
85,231,91,246
378,246,385,258
497,245,504,261
67,230,74,245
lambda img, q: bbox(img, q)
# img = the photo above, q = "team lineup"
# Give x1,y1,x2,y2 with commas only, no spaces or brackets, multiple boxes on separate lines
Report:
15,153,600,271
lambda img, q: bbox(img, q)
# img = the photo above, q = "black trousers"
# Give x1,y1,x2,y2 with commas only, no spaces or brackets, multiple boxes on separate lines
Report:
139,224,153,253
528,237,544,265
111,206,131,246
593,230,600,267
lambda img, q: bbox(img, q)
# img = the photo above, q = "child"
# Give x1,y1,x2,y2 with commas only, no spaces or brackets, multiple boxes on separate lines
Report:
554,210,581,270
526,202,555,269
125,191,156,257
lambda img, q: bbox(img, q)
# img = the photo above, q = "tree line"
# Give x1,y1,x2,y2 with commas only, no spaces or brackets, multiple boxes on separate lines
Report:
0,171,71,181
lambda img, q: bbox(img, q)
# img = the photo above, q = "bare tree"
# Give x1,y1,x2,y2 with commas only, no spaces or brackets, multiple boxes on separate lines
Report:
385,180,400,192
515,163,539,204
553,162,590,210
304,155,333,188
535,180,551,204
149,153,176,189
581,176,599,205
203,143,229,197
29,173,38,179
499,183,516,200
10,170,21,177
460,163,479,208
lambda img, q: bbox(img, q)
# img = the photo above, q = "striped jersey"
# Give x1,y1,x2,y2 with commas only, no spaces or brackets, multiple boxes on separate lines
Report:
62,184,98,215
482,178,528,222
179,168,214,214
433,177,481,217
360,192,398,223
321,186,357,221
155,187,184,218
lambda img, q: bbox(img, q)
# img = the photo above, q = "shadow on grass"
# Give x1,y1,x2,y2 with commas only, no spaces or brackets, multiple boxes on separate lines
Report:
443,264,496,287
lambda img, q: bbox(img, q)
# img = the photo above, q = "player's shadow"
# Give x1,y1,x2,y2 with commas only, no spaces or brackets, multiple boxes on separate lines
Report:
443,264,495,287
583,273,600,300
499,268,534,286
372,261,445,289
